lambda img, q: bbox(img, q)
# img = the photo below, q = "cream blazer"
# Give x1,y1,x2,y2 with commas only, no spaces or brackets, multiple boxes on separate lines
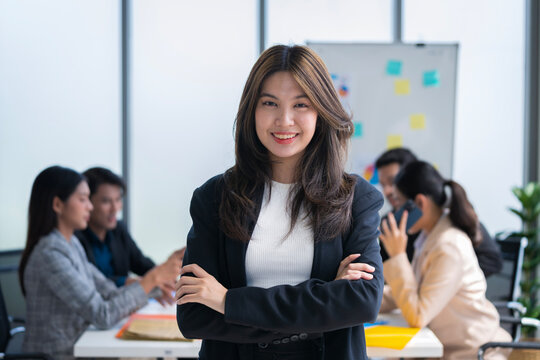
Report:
381,214,511,360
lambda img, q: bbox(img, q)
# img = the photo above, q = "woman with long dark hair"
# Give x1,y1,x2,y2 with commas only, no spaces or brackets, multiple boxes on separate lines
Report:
379,161,511,359
176,44,384,360
20,166,178,360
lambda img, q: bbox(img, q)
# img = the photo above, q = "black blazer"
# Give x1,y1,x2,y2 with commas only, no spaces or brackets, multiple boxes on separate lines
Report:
177,174,384,360
76,221,155,284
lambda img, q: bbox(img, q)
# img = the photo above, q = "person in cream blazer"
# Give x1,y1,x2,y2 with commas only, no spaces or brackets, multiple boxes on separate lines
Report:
379,161,511,360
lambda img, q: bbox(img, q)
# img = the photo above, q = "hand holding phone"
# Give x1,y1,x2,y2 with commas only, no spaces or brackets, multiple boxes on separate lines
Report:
392,200,422,234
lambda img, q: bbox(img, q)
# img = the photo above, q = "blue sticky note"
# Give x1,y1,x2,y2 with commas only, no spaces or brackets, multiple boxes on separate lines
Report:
423,70,440,87
369,167,379,185
353,122,362,138
386,60,402,76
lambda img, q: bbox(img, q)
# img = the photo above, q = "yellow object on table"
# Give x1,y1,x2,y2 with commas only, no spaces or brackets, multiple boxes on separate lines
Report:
365,325,420,350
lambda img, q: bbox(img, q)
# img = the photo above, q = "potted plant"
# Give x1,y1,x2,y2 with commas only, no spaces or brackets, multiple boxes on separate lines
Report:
508,182,540,336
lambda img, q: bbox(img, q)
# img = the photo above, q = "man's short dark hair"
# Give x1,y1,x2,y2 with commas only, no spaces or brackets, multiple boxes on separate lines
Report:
83,167,126,196
375,148,418,169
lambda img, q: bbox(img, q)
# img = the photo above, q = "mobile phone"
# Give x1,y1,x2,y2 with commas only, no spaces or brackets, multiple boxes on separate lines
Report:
391,200,422,231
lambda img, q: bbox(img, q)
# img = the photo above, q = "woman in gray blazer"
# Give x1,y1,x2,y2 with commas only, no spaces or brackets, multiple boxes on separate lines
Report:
18,166,177,360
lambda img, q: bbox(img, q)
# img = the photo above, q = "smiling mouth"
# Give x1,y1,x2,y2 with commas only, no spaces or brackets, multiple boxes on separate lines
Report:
272,133,298,140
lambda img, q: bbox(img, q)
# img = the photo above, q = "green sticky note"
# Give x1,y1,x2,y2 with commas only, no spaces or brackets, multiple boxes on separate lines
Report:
353,122,363,138
423,70,440,87
386,60,402,76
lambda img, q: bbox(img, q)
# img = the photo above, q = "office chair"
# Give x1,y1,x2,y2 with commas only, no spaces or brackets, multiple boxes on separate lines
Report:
486,234,529,340
478,341,540,360
0,250,25,322
0,257,52,360
478,235,540,359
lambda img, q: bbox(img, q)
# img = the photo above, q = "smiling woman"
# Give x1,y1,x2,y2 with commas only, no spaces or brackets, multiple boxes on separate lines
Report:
254,71,318,183
176,45,385,360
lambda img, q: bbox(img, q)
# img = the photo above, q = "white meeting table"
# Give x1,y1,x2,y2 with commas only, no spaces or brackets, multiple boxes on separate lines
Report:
74,302,442,359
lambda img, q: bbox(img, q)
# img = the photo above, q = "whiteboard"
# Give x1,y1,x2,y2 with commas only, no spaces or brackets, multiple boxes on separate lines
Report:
308,42,458,183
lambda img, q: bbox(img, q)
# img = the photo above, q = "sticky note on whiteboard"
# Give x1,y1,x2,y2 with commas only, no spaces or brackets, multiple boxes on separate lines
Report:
353,122,363,138
386,60,402,76
410,114,426,129
394,79,410,95
387,135,403,149
423,70,440,87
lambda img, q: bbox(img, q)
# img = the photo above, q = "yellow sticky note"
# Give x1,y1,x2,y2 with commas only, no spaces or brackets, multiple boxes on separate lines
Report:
394,79,410,95
387,135,403,149
410,114,426,130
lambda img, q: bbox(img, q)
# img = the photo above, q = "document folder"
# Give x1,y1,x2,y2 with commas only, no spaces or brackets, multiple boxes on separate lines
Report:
365,325,420,350
116,313,192,341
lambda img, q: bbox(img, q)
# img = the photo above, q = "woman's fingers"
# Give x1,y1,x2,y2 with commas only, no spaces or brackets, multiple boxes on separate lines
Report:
175,284,199,301
177,293,205,306
339,254,361,268
381,218,391,237
336,254,361,276
387,212,399,233
181,263,210,278
399,210,409,233
345,263,375,272
340,271,374,280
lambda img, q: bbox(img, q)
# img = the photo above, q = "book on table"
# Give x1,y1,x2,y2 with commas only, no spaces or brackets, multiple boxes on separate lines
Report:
116,313,192,341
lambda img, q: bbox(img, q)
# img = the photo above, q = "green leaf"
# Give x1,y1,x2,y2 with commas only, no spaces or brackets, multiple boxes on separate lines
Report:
533,202,540,218
509,207,527,221
512,187,527,205
525,182,536,198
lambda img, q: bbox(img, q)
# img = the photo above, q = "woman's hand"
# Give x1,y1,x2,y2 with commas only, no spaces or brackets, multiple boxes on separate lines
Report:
334,254,375,280
379,211,408,258
175,264,228,314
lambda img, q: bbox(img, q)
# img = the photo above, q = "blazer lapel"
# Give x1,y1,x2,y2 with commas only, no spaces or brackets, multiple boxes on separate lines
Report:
311,235,342,281
225,183,265,288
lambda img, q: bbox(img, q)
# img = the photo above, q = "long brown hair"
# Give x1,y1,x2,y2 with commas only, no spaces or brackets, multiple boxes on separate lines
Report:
219,44,356,242
19,166,85,295
394,161,481,246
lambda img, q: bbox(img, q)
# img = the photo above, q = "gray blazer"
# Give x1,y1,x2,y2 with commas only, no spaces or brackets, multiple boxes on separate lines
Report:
22,230,148,360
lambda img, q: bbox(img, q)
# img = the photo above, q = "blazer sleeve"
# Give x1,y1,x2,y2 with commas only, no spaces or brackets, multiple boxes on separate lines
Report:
39,244,148,329
224,182,384,333
177,181,294,343
383,241,464,328
474,223,503,278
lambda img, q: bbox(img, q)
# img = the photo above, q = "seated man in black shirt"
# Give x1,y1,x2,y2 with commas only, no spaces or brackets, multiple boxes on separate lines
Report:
75,167,184,302
375,148,503,277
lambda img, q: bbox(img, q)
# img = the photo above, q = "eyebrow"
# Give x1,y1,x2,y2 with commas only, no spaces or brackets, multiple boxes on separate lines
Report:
260,92,309,100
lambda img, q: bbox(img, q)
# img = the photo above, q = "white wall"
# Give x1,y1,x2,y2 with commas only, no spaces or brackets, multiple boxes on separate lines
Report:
267,0,392,45
129,0,257,262
0,0,121,250
0,0,528,263
404,0,525,234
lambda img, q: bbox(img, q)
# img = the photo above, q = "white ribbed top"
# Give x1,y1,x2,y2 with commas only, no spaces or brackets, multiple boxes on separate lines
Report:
245,181,314,289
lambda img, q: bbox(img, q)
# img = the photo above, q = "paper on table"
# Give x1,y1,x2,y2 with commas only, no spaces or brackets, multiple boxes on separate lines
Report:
365,325,420,350
116,314,192,342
